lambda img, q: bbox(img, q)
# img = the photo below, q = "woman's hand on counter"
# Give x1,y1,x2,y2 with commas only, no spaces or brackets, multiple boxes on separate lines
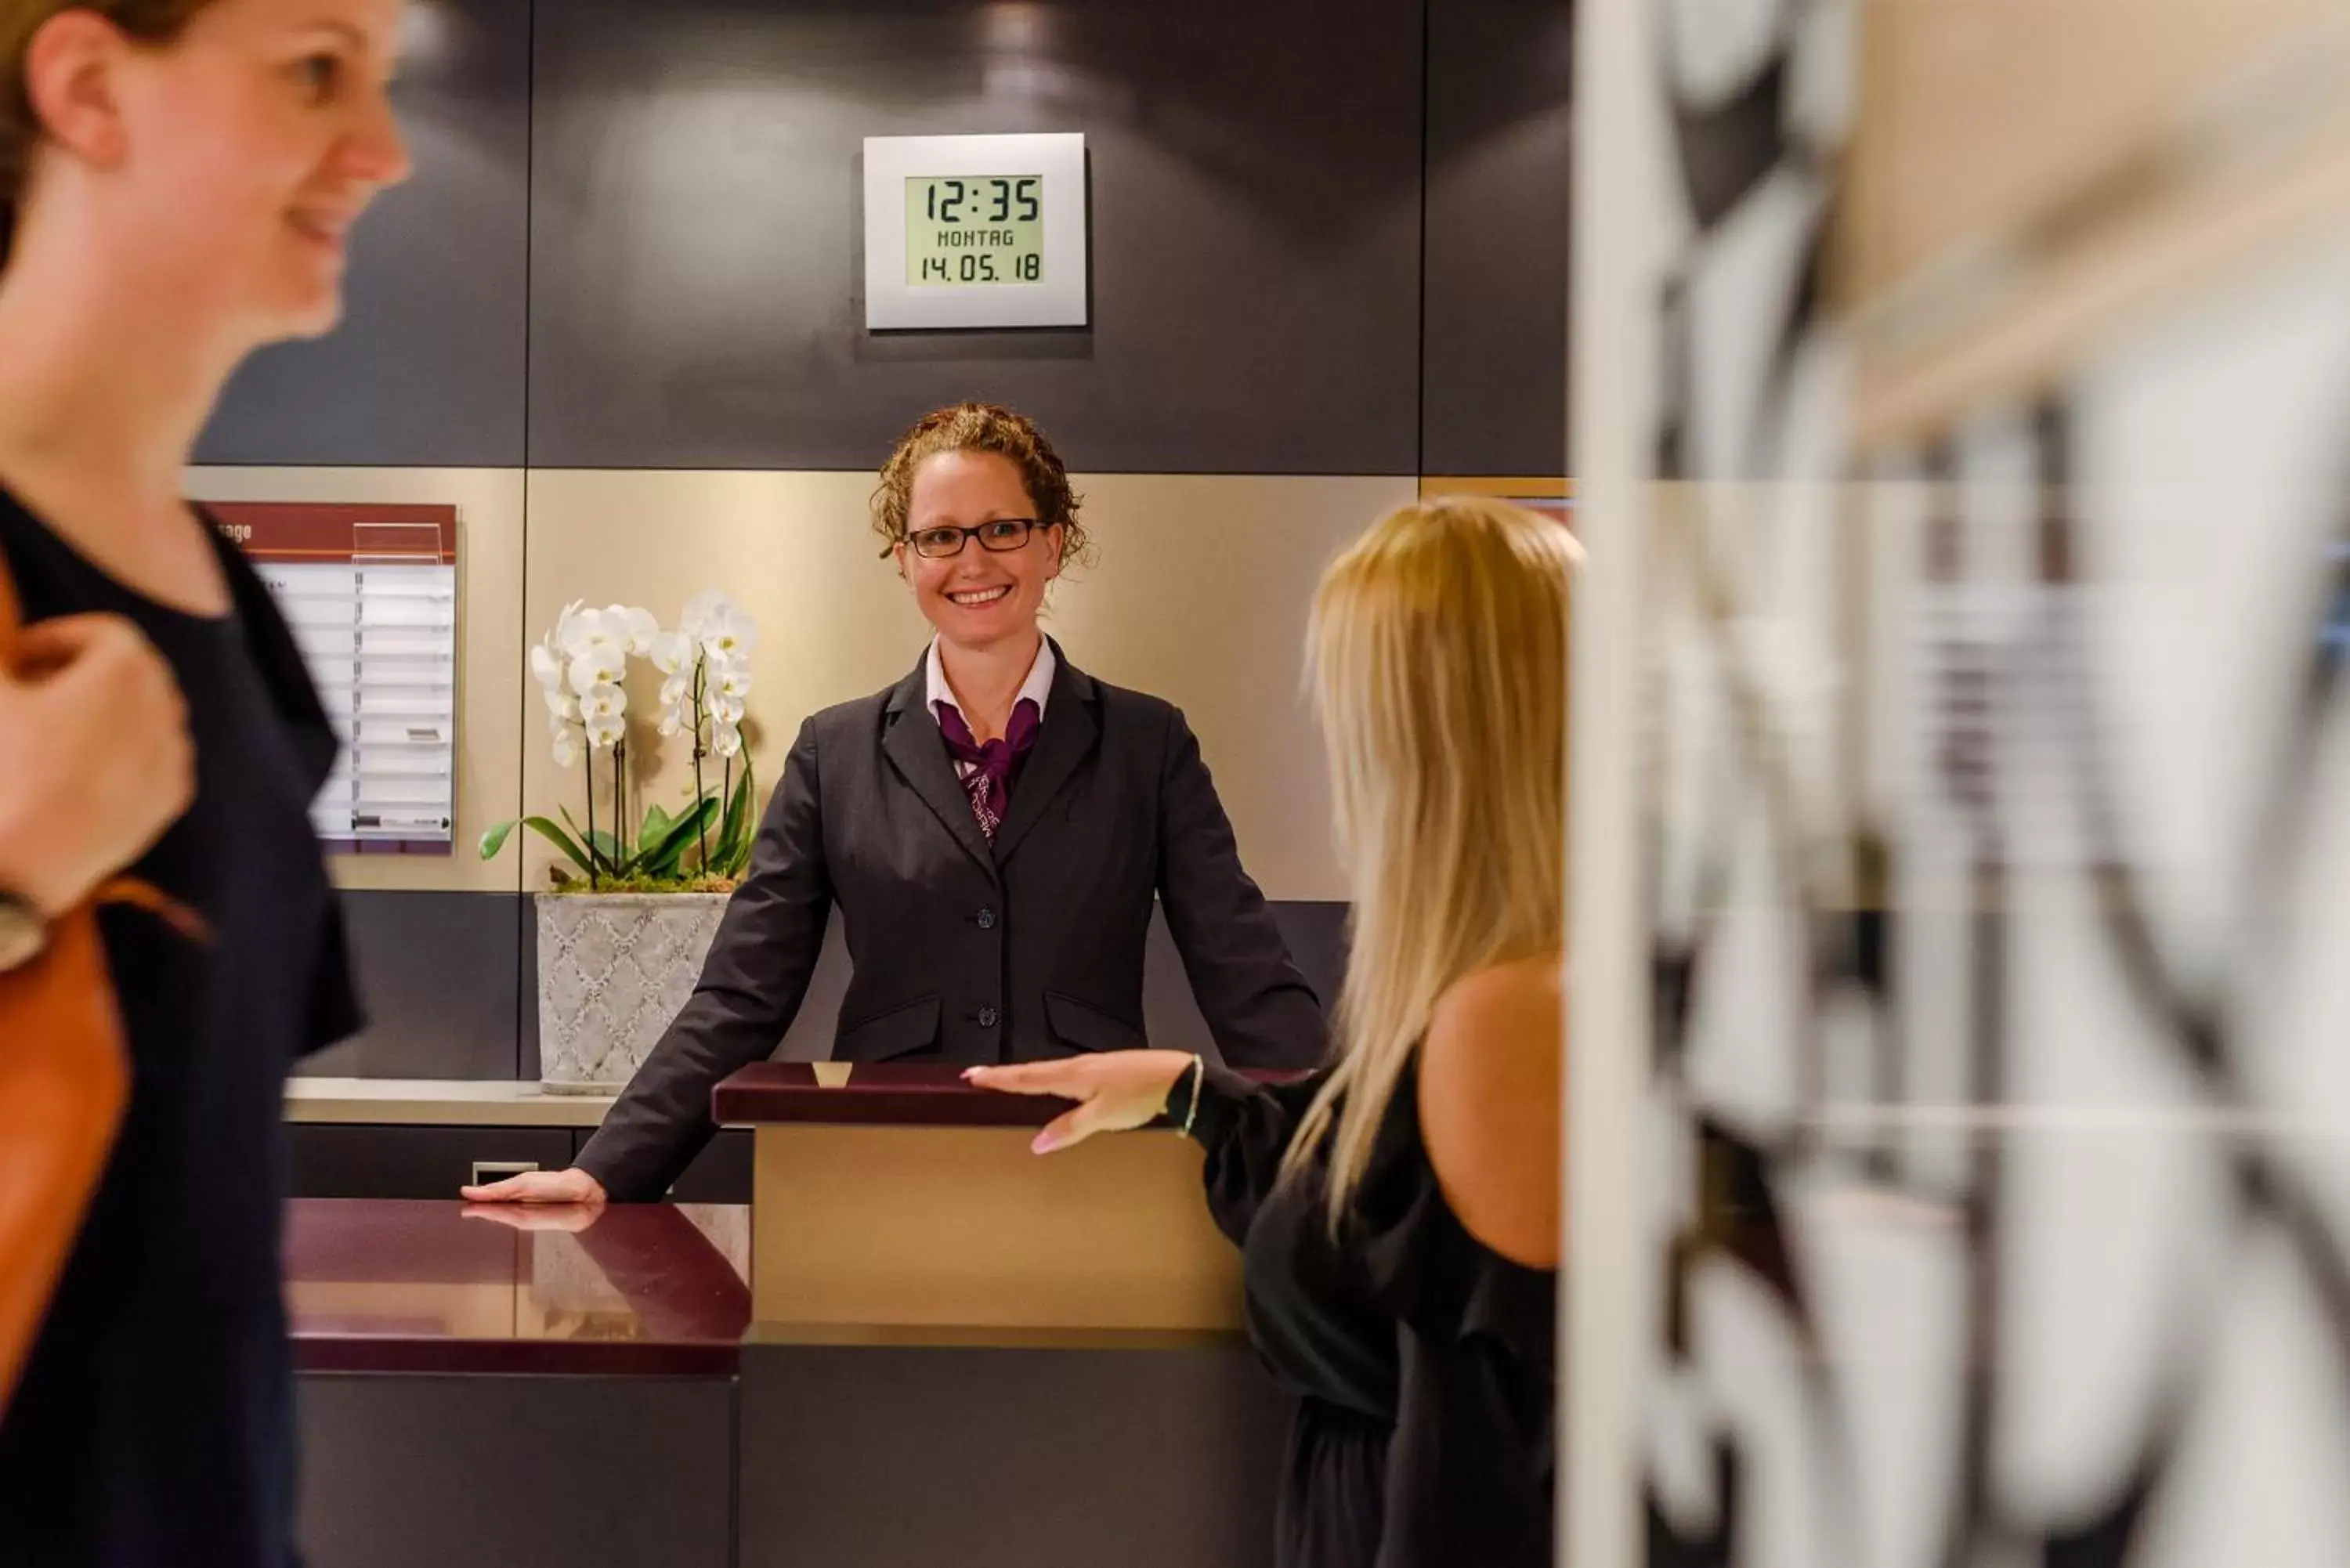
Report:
965,1050,1196,1154
459,1202,602,1234
458,1167,608,1207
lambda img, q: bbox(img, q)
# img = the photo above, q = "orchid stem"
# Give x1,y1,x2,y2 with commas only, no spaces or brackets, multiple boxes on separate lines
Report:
584,732,599,891
693,659,710,872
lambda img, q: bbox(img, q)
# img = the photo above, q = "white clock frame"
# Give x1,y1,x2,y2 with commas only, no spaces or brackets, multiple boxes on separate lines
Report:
862,132,1088,331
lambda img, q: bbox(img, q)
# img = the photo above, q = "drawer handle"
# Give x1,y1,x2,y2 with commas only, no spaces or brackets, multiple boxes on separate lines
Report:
469,1160,540,1186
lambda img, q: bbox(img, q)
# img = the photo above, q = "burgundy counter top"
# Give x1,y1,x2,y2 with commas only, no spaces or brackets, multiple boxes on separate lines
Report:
286,1199,750,1377
714,1061,1079,1129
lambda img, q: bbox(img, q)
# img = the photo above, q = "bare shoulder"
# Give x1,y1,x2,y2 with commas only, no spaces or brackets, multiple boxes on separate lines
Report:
1415,952,1565,1269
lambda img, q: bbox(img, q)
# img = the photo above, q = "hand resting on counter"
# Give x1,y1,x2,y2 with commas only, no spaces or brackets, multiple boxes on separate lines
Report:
459,1166,608,1207
964,1049,1196,1154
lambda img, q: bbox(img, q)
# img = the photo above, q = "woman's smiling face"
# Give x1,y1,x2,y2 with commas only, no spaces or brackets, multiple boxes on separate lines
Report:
896,448,1064,653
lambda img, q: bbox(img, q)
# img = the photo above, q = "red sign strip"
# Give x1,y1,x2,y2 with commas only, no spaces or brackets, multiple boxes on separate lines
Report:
204,502,458,565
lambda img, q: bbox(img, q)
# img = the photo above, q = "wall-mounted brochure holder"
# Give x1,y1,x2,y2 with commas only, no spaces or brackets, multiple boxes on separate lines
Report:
208,502,459,856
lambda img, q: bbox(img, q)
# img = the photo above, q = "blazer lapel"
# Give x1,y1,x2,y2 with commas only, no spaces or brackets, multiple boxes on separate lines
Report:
991,645,1099,868
880,656,998,879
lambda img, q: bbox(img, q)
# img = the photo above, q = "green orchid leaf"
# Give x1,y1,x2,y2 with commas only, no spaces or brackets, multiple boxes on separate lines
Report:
478,819,519,861
559,808,597,860
624,797,718,878
515,816,595,875
640,818,697,878
632,803,679,874
557,804,626,876
635,800,687,878
714,754,757,876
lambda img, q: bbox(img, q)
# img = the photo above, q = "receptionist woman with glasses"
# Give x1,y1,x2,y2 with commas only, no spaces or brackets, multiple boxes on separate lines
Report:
465,402,1327,1206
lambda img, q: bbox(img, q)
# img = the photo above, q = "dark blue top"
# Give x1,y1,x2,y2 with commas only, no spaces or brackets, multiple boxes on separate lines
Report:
0,490,361,1568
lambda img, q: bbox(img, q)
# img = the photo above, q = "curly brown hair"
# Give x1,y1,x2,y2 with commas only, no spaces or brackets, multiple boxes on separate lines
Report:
0,2,221,264
870,403,1092,568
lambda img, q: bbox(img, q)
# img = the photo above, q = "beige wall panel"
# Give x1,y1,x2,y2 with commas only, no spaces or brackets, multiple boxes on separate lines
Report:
519,469,926,891
1047,473,1409,902
1847,0,2333,301
185,466,526,894
521,470,1400,901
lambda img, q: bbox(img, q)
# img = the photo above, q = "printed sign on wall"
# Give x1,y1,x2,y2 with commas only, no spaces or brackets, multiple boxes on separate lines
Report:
209,502,459,856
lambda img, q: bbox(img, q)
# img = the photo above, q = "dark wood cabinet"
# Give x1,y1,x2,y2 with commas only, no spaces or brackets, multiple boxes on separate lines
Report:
289,1125,576,1200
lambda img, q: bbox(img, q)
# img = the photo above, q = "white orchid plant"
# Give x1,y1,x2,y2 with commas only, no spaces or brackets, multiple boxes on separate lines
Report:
480,593,761,891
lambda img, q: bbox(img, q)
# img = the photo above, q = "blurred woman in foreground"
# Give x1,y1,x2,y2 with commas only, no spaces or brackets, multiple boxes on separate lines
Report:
0,1,408,1561
972,495,1573,1568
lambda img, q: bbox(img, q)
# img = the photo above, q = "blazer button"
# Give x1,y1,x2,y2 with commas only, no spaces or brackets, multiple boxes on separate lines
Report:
978,1006,1000,1028
976,907,998,930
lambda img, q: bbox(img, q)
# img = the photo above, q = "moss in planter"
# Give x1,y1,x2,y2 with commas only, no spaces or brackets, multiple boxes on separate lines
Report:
543,870,743,897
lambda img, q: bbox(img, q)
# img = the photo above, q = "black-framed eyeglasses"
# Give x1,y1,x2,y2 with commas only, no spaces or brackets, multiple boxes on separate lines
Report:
905,518,1044,558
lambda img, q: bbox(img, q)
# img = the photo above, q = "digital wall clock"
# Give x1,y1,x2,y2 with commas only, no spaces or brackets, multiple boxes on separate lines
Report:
862,132,1088,331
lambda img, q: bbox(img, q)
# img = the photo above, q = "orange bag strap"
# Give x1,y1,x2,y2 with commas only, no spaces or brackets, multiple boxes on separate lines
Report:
0,533,200,1414
0,541,127,1411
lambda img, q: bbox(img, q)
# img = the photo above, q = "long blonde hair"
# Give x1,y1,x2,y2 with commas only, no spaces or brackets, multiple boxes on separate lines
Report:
1287,496,1578,1225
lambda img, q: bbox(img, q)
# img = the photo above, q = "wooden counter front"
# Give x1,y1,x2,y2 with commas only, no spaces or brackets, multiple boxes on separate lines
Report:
714,1062,1245,1334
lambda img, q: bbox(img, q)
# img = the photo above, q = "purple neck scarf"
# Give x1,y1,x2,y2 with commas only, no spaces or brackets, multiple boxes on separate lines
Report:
934,696,1042,840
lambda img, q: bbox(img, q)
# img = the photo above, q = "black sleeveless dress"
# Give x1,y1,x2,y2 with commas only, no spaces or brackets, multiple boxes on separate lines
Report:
0,491,361,1567
1189,1057,1557,1567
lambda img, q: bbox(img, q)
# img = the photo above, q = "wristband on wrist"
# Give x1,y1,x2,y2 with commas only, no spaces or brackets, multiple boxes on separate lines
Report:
1161,1052,1205,1136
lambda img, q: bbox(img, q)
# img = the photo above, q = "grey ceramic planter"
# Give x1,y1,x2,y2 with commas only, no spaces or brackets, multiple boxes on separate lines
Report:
535,891,728,1093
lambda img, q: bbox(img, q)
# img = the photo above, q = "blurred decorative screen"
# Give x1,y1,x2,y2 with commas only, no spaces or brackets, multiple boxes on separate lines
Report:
1615,1,2350,1564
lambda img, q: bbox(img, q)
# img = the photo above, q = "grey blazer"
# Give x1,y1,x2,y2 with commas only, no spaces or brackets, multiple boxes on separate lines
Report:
574,642,1329,1200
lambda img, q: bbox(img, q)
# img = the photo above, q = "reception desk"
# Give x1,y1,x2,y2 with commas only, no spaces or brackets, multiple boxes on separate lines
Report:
714,1061,1290,1568
285,1067,1290,1568
714,1060,1244,1331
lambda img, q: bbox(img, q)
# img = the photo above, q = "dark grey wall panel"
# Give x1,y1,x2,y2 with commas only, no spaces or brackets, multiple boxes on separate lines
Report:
739,1335,1289,1568
573,1126,755,1202
296,1374,733,1568
308,890,522,1078
1142,900,1345,1064
775,900,1340,1063
1420,0,1574,476
527,0,1423,473
290,1124,573,1198
197,0,532,467
358,892,1334,1080
664,1128,754,1201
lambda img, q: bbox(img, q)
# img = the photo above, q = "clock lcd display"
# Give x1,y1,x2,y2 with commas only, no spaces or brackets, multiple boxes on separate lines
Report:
906,175,1044,287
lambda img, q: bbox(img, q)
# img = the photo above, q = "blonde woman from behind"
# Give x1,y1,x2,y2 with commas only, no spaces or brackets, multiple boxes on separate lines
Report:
971,495,1574,1568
